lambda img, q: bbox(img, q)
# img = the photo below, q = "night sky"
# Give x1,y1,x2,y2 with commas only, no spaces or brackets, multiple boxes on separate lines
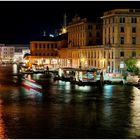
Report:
0,1,140,44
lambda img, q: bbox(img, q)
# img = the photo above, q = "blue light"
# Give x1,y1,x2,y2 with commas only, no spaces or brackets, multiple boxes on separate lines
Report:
49,34,54,37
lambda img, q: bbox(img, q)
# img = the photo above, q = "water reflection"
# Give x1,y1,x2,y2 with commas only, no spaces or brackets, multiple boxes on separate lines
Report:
20,86,42,102
0,100,6,139
0,65,140,138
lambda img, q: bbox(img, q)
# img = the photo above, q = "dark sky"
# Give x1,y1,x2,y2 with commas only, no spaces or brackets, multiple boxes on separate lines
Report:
0,1,140,44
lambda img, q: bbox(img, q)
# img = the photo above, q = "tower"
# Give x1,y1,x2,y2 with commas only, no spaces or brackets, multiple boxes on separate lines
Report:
64,13,67,28
62,13,67,34
43,30,46,37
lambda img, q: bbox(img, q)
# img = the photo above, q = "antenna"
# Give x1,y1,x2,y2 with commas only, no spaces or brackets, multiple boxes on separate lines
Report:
64,13,67,28
43,30,46,37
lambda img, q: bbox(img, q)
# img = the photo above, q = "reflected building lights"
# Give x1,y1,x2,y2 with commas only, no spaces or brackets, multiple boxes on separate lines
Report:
76,85,91,92
0,100,6,139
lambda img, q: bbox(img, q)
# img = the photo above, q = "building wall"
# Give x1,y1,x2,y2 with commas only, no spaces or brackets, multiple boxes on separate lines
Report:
0,46,15,62
26,39,67,68
101,9,140,46
99,9,140,72
30,41,59,57
67,15,102,48
25,9,140,73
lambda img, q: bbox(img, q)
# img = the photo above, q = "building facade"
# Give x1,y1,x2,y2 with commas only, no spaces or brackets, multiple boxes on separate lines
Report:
26,34,67,69
13,44,30,63
67,15,102,48
25,10,140,73
101,9,140,72
60,9,140,73
59,46,105,69
0,44,15,63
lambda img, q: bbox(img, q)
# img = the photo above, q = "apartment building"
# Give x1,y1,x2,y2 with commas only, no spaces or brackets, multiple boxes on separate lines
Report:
0,44,15,63
67,15,102,48
60,9,140,73
101,9,140,72
26,34,68,68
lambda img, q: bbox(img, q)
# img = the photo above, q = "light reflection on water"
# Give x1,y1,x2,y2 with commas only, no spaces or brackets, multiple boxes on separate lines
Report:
0,100,6,139
0,65,140,138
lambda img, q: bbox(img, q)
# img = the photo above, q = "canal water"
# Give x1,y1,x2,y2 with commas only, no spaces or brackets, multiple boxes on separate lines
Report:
0,65,140,138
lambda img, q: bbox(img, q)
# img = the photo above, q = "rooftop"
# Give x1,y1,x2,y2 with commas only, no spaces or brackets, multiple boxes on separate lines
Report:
101,9,140,18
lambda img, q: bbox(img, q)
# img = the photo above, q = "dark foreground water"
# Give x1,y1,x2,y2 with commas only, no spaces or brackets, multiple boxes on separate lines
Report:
0,65,140,138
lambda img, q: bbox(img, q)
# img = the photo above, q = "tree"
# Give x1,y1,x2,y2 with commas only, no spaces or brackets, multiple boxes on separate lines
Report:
125,57,139,75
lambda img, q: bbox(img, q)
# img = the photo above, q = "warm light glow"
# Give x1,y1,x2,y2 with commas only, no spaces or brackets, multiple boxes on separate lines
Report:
0,100,6,139
58,68,62,77
136,61,140,68
51,59,57,64
13,63,18,74
76,85,91,92
81,58,85,62
62,27,67,34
